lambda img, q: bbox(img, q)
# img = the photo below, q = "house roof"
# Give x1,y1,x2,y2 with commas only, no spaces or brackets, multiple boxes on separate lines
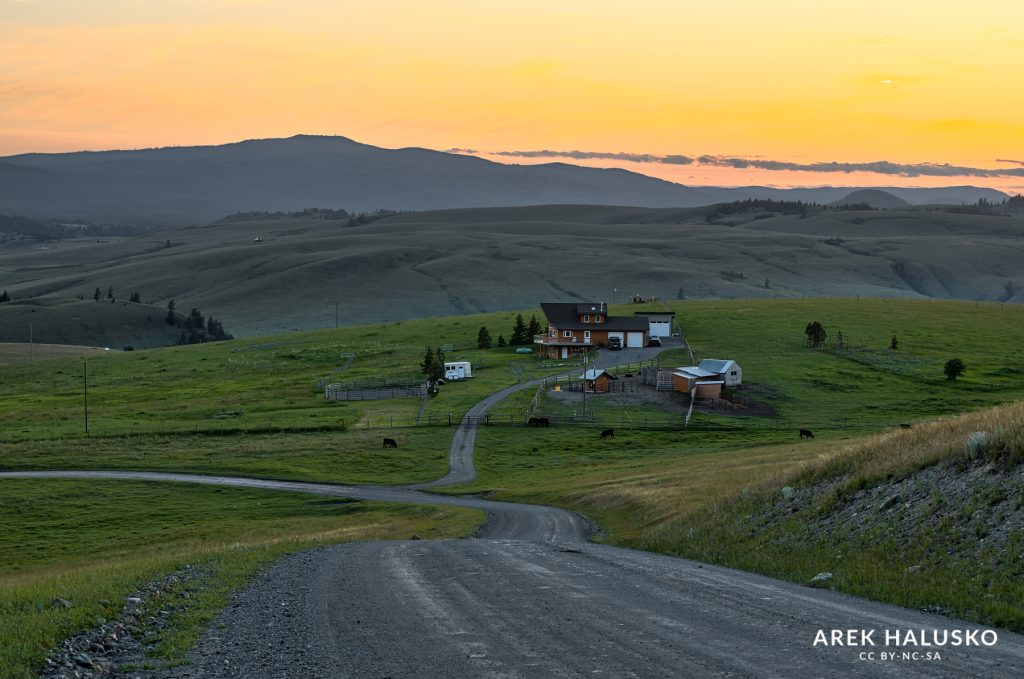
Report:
540,302,649,332
575,303,608,315
581,369,616,380
699,359,737,374
635,312,676,321
674,367,718,379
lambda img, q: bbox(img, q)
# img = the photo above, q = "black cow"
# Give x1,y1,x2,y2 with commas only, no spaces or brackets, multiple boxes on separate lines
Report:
799,429,814,439
382,437,398,448
527,416,550,427
899,423,912,430
600,428,615,439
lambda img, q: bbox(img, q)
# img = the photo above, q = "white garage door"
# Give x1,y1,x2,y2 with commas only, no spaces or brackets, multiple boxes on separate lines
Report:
649,321,671,337
627,332,644,348
607,332,624,343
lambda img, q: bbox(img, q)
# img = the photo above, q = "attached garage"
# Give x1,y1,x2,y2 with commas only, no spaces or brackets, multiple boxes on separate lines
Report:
607,332,624,346
635,312,675,338
626,332,645,348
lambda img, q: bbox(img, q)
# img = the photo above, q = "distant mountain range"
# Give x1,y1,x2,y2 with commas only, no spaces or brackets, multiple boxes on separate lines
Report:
0,135,1009,225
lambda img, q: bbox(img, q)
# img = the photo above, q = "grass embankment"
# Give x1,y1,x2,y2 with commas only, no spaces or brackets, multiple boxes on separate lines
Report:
635,402,1024,632
0,479,483,679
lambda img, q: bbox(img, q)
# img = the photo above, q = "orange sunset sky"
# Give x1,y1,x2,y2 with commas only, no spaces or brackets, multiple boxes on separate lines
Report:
2,0,1022,192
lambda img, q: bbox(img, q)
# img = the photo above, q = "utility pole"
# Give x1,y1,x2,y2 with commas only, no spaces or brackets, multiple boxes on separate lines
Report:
83,359,89,435
582,350,587,418
335,299,339,329
29,323,33,363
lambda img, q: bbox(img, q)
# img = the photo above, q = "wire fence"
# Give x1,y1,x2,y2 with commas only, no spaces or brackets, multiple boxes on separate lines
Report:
355,410,927,433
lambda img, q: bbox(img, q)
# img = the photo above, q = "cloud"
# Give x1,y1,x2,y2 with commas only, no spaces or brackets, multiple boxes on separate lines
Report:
492,149,1024,178
445,147,478,154
997,158,1024,167
494,149,694,165
696,156,1024,178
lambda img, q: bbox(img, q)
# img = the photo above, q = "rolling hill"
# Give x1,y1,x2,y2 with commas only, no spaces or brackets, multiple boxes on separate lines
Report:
830,189,911,209
0,136,1008,225
1,203,1022,343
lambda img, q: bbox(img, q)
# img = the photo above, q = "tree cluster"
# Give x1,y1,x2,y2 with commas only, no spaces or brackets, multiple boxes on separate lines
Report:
804,320,827,348
509,314,543,346
0,290,9,303
420,346,448,384
165,299,233,344
944,358,966,381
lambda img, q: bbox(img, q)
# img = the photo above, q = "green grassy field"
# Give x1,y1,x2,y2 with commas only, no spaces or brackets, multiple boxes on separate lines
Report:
0,309,565,444
3,296,1024,672
0,479,483,679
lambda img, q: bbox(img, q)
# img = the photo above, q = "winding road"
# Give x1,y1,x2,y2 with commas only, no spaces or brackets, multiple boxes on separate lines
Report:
4,354,1024,677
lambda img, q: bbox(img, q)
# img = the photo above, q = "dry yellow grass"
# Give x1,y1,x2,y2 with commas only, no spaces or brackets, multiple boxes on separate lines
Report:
759,401,1024,496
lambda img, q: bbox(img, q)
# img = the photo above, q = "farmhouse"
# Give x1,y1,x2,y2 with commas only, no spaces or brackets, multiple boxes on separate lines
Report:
534,302,648,359
672,367,724,399
580,368,617,393
698,359,742,386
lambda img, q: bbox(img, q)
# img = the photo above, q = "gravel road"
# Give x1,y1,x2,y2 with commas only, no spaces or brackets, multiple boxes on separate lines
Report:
5,470,1023,678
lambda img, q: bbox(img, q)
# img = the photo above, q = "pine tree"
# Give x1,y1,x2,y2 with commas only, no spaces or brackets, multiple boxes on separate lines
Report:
420,346,435,375
129,291,141,303
107,285,113,299
527,314,542,339
497,334,506,348
477,326,493,349
0,290,9,303
510,314,529,345
93,287,101,301
166,299,176,325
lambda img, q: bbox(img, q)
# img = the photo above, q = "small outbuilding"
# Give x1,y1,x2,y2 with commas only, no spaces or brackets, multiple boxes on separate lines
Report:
698,359,742,387
672,367,724,400
580,368,617,393
444,361,473,380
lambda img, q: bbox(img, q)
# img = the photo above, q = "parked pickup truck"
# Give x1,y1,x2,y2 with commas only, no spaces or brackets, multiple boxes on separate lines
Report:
607,337,623,350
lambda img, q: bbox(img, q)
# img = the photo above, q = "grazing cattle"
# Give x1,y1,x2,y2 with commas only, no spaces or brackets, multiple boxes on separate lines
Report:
899,423,912,430
600,428,615,439
527,416,550,427
382,437,398,448
799,429,814,439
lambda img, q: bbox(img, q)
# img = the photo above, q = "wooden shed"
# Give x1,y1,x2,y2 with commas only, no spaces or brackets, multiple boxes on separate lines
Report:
580,368,617,393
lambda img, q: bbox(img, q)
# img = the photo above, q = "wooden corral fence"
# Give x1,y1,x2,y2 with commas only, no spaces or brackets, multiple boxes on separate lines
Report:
325,378,427,401
314,352,356,391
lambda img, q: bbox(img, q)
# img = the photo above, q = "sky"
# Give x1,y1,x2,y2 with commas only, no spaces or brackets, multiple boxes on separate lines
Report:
2,0,1022,192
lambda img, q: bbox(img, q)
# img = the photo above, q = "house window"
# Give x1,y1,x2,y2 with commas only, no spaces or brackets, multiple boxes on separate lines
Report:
563,330,572,338
583,314,590,322
584,331,591,340
730,370,737,375
596,316,602,323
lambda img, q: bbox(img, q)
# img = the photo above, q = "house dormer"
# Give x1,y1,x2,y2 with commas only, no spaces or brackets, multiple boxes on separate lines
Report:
575,302,607,324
